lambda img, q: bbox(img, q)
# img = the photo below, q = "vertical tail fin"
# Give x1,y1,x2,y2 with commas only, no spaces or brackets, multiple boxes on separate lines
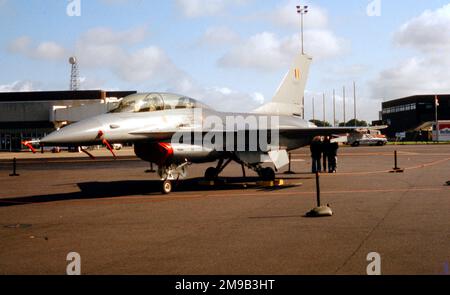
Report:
254,53,312,116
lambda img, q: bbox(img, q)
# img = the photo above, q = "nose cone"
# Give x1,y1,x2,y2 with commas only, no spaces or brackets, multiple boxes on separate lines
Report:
41,118,103,145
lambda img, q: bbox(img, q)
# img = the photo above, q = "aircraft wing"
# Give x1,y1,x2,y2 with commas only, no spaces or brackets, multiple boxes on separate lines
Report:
279,127,367,138
129,126,376,140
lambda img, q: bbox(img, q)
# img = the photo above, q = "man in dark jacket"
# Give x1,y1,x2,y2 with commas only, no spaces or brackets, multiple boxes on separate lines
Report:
328,140,339,173
310,137,322,173
322,136,331,173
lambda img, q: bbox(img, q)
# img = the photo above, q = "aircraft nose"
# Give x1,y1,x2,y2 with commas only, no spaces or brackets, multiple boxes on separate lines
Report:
41,118,103,145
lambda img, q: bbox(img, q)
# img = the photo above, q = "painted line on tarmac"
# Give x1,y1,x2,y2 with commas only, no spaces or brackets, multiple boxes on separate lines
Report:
291,153,450,158
3,186,446,207
318,157,450,176
0,158,139,165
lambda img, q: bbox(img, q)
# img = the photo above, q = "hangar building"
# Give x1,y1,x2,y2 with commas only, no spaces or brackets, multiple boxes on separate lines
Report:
380,95,450,141
0,90,136,151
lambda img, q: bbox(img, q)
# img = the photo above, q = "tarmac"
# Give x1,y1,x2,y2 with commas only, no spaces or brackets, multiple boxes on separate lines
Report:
0,145,449,275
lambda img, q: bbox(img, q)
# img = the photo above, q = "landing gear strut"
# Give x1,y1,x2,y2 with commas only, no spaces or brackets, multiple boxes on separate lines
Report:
204,158,233,181
206,156,276,182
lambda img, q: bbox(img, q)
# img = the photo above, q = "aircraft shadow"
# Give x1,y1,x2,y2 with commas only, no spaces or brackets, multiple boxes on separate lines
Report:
0,177,300,207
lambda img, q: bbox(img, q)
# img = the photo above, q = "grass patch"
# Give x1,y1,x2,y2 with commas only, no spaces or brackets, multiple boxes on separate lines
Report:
387,141,450,145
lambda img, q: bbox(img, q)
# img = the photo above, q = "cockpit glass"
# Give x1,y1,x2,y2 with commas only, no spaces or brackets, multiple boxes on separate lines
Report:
109,93,209,113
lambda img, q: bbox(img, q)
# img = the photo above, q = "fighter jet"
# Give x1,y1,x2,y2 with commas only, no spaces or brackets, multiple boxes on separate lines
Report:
38,53,367,194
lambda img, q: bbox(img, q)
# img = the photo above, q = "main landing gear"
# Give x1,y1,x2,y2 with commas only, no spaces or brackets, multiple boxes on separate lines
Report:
204,157,276,182
155,158,277,195
258,167,276,181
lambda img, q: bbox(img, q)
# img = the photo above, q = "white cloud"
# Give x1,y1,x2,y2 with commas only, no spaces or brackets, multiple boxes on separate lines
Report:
0,81,38,92
117,46,177,82
217,1,347,71
393,4,450,52
303,30,348,60
7,27,178,88
370,55,450,99
251,92,265,105
175,0,249,18
370,4,450,100
79,26,148,46
73,27,178,84
7,36,31,53
8,37,67,61
218,30,346,70
198,26,240,47
34,42,66,60
197,87,265,112
166,76,265,112
218,32,287,70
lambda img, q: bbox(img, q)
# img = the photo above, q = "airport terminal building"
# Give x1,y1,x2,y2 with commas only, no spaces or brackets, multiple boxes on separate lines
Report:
380,95,450,140
0,90,136,151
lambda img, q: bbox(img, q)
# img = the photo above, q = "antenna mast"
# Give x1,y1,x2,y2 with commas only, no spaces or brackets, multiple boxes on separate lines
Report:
69,56,80,91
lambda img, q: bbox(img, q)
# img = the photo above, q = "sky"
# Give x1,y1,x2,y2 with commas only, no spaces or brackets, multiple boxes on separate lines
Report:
1,0,450,123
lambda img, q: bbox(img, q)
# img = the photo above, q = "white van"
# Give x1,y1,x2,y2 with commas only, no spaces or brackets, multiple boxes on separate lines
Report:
347,130,388,147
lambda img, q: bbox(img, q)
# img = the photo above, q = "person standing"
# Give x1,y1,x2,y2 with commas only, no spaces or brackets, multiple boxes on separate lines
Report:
328,139,339,173
310,136,322,173
322,136,331,173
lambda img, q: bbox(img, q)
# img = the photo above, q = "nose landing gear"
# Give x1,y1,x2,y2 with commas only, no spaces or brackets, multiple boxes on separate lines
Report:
156,162,190,195
161,180,173,194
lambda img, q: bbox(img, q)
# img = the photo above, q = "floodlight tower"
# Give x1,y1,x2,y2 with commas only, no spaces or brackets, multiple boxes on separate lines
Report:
296,4,309,55
69,56,80,91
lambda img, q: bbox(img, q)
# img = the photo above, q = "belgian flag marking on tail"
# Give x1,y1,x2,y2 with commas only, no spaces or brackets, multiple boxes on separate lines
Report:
294,68,301,80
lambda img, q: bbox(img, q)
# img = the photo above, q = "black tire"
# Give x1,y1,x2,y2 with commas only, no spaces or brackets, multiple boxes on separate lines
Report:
204,167,219,181
352,141,360,147
161,180,172,194
260,167,276,181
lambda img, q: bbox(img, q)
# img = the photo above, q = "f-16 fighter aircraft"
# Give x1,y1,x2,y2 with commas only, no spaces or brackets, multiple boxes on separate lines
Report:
38,53,368,194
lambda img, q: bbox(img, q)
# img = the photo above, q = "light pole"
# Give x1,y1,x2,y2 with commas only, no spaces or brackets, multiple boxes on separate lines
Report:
297,5,309,55
343,86,346,126
323,93,326,124
333,89,336,127
312,96,315,122
353,81,357,127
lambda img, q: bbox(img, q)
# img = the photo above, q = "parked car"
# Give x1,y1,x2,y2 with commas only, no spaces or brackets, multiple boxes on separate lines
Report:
347,130,388,147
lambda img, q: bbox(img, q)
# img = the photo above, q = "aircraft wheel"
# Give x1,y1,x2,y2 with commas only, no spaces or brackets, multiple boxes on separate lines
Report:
352,141,360,147
161,180,173,194
205,167,219,181
260,167,276,181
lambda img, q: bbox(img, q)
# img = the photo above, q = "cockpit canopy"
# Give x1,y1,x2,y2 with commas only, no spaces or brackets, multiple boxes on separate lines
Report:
110,93,210,113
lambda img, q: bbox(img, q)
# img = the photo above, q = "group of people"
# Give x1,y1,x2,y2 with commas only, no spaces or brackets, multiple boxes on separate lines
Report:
310,136,339,173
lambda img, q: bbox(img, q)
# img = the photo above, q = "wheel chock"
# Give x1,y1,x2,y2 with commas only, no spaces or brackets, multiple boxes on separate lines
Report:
257,179,285,187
